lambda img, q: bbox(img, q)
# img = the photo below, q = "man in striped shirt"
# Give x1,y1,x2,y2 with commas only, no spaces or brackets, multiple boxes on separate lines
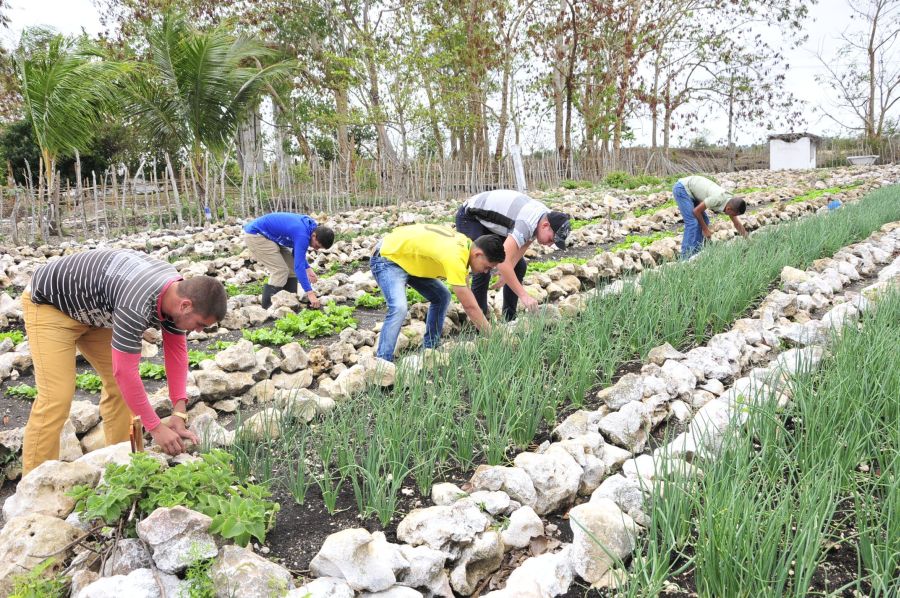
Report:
21,249,227,475
456,189,571,321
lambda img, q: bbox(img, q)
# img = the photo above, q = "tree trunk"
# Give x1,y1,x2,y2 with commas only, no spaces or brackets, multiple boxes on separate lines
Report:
494,57,512,163
334,86,352,166
726,73,736,172
365,53,398,165
553,0,566,158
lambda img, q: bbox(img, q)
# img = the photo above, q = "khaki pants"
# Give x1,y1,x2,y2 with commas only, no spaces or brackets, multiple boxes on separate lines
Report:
21,292,132,475
243,232,295,287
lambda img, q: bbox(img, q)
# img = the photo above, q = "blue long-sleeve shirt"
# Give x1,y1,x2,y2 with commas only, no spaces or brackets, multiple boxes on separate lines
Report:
243,213,318,292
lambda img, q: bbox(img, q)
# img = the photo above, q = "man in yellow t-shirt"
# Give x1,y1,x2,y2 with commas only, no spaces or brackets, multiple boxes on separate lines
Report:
371,224,506,361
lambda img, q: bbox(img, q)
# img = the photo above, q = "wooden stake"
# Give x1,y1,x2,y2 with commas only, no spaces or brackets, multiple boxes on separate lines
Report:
129,417,144,453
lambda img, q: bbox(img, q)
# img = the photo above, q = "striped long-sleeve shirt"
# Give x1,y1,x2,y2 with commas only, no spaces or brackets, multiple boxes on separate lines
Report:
464,190,550,248
30,249,186,429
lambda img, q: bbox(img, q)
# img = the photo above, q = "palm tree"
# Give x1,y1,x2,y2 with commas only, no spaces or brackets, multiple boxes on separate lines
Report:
121,11,289,201
14,28,125,210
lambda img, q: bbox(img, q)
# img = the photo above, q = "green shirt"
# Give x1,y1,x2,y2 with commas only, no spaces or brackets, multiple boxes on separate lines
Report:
679,176,732,213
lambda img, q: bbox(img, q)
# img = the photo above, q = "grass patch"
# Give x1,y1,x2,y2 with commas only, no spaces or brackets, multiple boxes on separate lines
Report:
527,257,589,274
610,230,677,251
561,179,594,190
75,372,103,393
571,218,603,230
188,350,216,367
788,182,862,204
355,292,386,309
225,281,265,298
138,362,166,380
0,330,25,345
620,289,900,596
633,199,677,218
5,384,37,400
243,328,295,347
274,303,357,339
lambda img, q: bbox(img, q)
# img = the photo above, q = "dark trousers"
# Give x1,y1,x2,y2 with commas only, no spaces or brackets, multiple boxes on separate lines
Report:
455,205,527,321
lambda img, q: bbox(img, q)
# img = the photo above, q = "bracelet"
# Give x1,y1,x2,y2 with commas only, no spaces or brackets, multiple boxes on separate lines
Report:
171,411,189,423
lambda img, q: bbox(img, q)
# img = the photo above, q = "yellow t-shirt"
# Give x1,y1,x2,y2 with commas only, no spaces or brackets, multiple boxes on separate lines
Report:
380,224,472,287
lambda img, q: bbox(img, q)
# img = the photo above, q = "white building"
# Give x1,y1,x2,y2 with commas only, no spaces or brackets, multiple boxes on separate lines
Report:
768,133,821,170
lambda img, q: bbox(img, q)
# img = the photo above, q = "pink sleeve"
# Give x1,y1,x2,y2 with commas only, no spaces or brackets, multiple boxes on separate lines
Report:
111,349,161,431
162,330,188,404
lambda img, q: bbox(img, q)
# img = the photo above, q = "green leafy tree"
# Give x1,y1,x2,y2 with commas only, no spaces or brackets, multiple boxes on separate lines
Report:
119,10,288,196
14,28,126,193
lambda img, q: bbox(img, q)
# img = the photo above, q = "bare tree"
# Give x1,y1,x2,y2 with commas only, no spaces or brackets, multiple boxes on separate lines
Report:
816,0,900,142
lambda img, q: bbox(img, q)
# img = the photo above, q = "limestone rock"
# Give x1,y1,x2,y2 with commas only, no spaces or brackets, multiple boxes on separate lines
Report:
210,545,295,596
568,499,638,584
397,499,490,555
469,465,538,507
449,531,504,595
309,529,400,592
513,446,583,515
136,506,217,574
3,460,100,521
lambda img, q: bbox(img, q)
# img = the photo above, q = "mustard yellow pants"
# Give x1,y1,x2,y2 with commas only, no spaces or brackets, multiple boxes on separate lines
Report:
21,292,132,475
243,232,296,287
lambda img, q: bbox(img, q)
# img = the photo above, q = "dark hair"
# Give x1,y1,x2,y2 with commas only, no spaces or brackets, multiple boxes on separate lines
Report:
314,227,335,249
473,234,506,263
728,197,747,215
178,276,227,321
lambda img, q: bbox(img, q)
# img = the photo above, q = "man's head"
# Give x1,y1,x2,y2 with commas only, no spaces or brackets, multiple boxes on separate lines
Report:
311,227,335,250
723,197,747,217
168,276,227,331
469,234,506,274
536,211,571,249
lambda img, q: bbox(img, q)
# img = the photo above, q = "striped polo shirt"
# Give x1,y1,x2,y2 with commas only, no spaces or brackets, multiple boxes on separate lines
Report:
465,189,550,248
30,249,183,353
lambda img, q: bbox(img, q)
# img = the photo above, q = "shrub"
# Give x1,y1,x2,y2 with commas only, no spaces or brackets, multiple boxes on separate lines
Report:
355,292,386,308
69,451,279,546
8,558,66,598
5,384,37,400
275,303,357,339
225,281,265,297
561,179,593,190
243,327,295,346
0,330,25,345
75,372,103,393
188,350,216,367
139,362,167,380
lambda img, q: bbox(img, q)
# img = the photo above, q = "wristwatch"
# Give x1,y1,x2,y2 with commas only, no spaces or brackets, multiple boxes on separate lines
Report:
171,411,189,424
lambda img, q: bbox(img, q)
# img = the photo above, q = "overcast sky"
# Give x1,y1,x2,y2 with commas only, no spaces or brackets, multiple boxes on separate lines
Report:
3,0,866,148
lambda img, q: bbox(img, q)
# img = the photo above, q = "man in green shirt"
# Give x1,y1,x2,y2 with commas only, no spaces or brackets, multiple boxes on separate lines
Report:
673,175,748,258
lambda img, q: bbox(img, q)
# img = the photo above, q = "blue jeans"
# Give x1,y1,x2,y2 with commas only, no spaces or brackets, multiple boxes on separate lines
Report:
370,251,452,361
674,182,709,259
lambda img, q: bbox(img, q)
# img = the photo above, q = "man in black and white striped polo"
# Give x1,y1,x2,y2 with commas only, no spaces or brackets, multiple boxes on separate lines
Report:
21,249,227,475
456,189,571,321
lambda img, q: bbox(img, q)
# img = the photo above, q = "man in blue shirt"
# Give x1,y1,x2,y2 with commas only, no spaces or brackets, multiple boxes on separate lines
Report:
243,213,335,308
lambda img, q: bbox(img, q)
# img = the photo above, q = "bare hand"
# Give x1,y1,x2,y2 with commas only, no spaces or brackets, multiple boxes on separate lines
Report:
492,275,505,290
149,423,185,456
702,228,712,239
307,291,321,309
307,269,319,284
169,416,199,445
520,294,539,311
